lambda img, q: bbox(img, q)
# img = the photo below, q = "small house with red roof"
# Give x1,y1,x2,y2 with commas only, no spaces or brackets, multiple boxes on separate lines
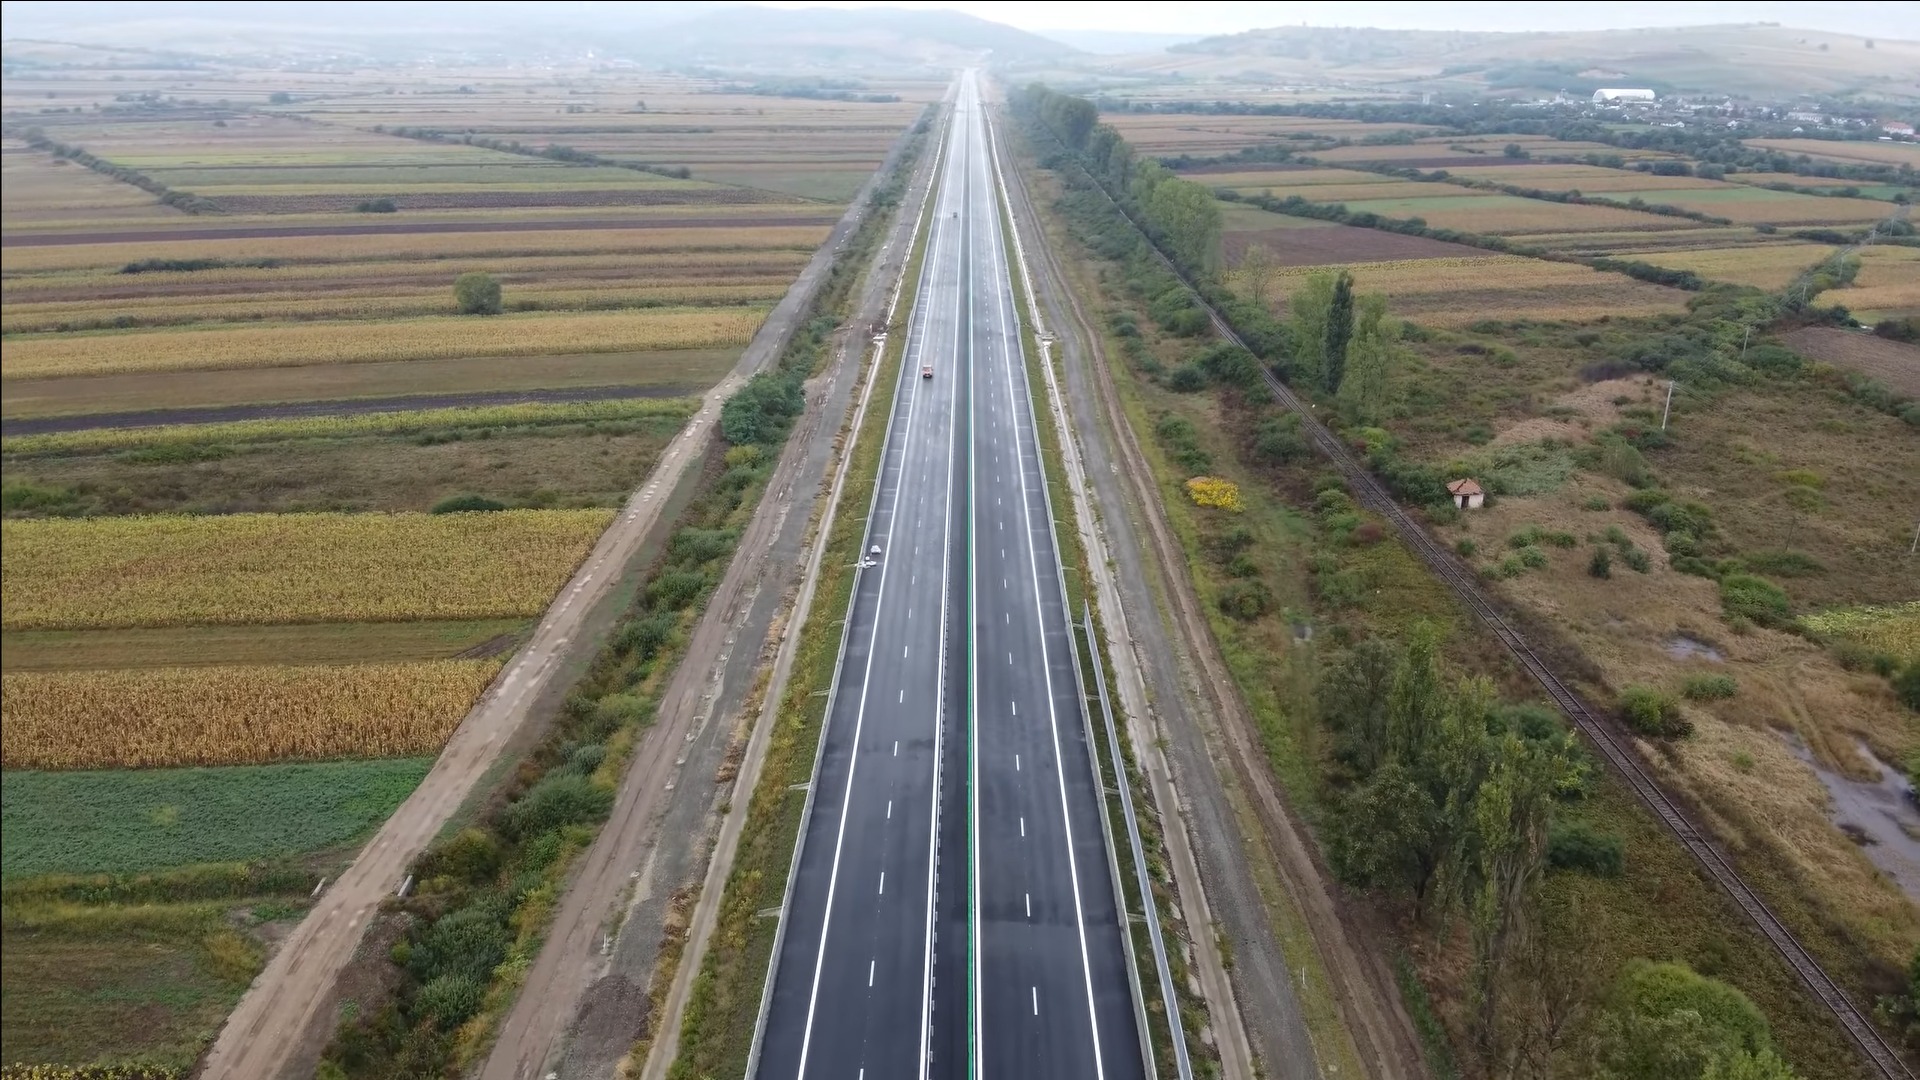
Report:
1448,478,1485,510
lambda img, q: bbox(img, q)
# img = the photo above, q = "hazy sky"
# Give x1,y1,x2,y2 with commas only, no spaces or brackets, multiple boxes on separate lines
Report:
760,1,1913,38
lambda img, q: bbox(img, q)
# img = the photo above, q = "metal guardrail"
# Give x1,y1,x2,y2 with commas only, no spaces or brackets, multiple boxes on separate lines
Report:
1083,603,1196,1080
1029,115,1913,1080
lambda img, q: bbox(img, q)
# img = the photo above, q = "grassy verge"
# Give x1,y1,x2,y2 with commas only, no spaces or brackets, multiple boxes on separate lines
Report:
1018,154,1369,1077
665,121,938,1079
1,865,317,1076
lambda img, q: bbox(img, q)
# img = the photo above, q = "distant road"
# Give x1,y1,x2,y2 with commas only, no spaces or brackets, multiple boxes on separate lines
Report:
0,214,836,247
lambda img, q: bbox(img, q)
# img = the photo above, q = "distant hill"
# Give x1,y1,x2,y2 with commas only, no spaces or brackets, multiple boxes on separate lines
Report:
1038,29,1202,56
623,6,1077,72
1116,23,1920,102
0,2,1076,73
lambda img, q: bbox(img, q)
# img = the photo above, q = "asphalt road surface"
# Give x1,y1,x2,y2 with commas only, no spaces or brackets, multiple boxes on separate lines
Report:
756,72,1142,1080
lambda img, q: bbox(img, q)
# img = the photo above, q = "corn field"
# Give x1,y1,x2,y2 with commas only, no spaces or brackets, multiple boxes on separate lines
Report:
1,510,613,629
0,660,502,769
3,397,695,456
2,307,770,379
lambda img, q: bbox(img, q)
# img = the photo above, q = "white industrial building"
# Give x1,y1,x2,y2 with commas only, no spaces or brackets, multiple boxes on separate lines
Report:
1592,88,1657,103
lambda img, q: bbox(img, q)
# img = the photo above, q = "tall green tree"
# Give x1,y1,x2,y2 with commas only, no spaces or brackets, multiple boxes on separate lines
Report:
1337,293,1398,424
1323,270,1355,393
1287,272,1336,390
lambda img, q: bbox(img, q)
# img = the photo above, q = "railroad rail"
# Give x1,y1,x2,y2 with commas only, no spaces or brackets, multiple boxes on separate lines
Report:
1023,116,1911,1080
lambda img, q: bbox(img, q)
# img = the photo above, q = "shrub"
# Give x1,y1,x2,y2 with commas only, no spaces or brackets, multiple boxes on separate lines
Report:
1589,548,1613,578
1165,363,1208,392
427,828,502,885
430,493,507,514
1549,820,1625,877
1682,674,1738,701
1218,579,1273,621
499,773,613,840
415,972,486,1028
1896,664,1920,712
454,271,503,315
1253,413,1309,464
1621,547,1651,573
1620,685,1690,737
1720,574,1792,628
1742,550,1823,577
1186,476,1245,512
1519,545,1549,569
1583,496,1612,511
355,197,398,213
1456,538,1478,558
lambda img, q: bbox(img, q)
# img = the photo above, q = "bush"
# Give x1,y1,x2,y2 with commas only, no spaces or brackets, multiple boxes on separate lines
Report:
415,972,486,1028
1217,579,1273,621
1682,674,1738,701
1589,548,1613,578
1719,574,1792,628
1456,538,1478,558
355,197,398,213
499,773,613,840
426,828,501,885
1165,362,1208,392
1519,545,1549,569
430,493,506,514
1621,547,1651,573
1895,664,1920,712
1583,495,1612,511
1620,685,1690,737
647,569,709,611
454,271,503,315
1741,550,1823,577
1549,819,1625,877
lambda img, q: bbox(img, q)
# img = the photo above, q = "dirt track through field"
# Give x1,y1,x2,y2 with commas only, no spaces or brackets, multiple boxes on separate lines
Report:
0,383,694,438
1,215,836,247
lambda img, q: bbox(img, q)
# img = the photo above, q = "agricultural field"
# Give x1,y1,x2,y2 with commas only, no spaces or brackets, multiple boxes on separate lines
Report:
1823,244,1920,322
0,59,919,1075
1236,254,1694,326
1744,138,1920,169
1626,241,1837,290
1104,111,1434,154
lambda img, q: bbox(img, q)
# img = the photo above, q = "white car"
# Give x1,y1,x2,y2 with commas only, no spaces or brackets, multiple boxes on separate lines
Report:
870,545,882,557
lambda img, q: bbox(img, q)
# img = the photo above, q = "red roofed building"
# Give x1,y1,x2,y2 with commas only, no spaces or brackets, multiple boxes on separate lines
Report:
1448,478,1485,510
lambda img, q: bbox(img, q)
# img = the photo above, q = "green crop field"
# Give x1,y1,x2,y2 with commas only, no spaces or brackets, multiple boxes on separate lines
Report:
1,758,434,878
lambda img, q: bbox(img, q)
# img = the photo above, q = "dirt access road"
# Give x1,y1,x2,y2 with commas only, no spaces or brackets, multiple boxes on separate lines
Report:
476,116,937,1080
997,109,1427,1080
196,135,907,1080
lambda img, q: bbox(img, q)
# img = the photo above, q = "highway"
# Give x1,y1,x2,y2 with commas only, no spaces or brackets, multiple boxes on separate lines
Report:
755,72,1142,1080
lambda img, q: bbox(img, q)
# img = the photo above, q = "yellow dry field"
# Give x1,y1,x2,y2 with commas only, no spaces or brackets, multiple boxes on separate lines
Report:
1,139,179,224
1106,114,1430,153
1828,245,1920,318
0,660,502,769
1236,180,1476,202
1244,255,1690,325
1,306,767,378
3,249,810,294
1625,242,1837,290
0,224,831,274
1443,164,1732,192
1744,138,1920,168
1339,198,1702,235
1636,190,1893,226
0,280,789,333
1,509,614,629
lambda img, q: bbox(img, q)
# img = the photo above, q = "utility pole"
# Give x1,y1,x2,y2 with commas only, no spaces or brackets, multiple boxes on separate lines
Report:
1661,379,1677,430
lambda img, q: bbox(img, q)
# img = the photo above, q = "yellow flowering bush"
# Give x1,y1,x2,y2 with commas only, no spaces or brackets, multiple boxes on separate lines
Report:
1185,477,1245,513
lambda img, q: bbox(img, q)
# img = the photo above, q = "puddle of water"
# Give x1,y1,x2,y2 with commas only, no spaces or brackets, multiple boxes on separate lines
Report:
1667,634,1725,662
1788,736,1920,902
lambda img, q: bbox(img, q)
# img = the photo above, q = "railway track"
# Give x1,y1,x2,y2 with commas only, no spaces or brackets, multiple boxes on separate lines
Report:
1030,123,1911,1080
